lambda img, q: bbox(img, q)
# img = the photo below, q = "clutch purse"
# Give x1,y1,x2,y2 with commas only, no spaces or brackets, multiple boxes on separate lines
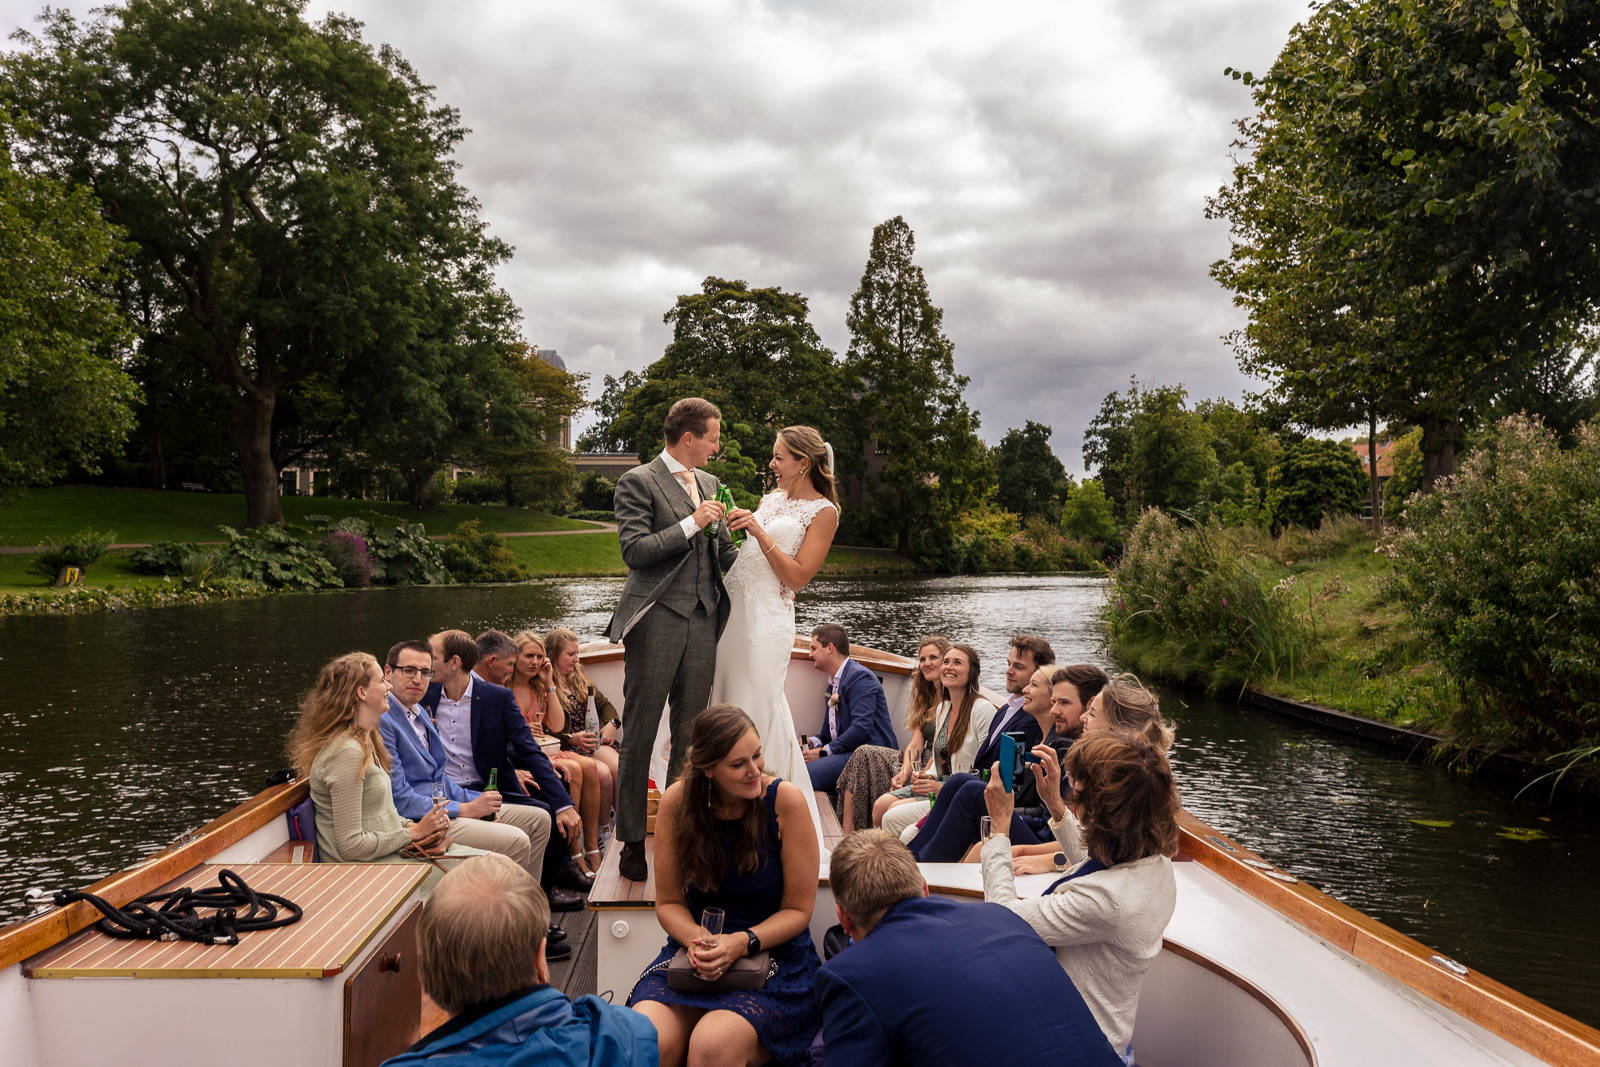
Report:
666,947,771,992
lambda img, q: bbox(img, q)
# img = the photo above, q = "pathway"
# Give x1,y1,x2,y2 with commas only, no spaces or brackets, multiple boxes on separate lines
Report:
0,522,617,554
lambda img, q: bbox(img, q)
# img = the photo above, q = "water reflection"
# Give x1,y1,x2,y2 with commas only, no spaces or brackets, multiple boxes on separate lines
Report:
1,575,1595,1026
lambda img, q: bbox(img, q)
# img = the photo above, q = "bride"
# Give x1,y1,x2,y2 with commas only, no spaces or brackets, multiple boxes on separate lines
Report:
645,426,838,832
711,426,839,834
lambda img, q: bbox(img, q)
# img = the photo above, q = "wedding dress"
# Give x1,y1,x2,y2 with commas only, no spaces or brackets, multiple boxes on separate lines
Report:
647,492,834,840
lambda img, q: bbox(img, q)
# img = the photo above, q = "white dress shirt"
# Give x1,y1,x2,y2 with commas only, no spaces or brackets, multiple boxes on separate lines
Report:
401,701,432,750
434,674,478,787
985,693,1028,748
660,450,704,539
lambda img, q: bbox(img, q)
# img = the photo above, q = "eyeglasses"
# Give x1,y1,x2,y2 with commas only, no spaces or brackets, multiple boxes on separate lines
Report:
391,665,436,680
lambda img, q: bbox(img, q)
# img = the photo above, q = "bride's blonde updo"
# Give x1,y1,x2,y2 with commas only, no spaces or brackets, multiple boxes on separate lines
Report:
776,425,838,509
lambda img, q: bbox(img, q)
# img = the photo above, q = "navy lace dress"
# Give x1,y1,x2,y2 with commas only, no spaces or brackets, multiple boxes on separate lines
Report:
629,779,821,1064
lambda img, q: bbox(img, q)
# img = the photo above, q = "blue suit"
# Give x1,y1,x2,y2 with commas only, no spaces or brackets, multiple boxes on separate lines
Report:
970,697,1040,780
815,896,1122,1067
808,659,896,795
421,677,574,881
379,696,482,822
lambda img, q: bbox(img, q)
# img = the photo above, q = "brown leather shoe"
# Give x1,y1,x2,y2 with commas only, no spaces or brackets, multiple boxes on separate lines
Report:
554,862,595,894
545,885,584,911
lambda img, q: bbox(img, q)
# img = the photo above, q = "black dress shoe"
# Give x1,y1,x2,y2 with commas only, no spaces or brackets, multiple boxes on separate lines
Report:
548,925,568,944
545,937,572,961
545,885,584,911
554,863,595,894
619,840,648,883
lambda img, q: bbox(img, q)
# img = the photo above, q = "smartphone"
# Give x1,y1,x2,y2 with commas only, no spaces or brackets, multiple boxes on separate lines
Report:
999,733,1017,792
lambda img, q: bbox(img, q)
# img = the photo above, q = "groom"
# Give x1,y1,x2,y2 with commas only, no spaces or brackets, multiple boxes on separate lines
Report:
608,397,740,881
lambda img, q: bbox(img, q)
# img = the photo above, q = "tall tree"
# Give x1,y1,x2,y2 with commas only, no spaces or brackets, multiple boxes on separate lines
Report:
607,277,860,500
1209,0,1600,491
1084,380,1217,519
3,0,518,525
0,126,137,492
846,216,987,556
575,370,642,453
994,420,1071,521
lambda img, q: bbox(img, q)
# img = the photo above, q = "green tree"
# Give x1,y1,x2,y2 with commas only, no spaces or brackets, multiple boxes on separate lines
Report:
606,278,860,501
1209,0,1600,492
0,126,137,491
994,420,1072,521
1085,379,1218,519
1268,438,1366,530
1060,478,1119,545
846,216,989,556
3,0,519,526
575,370,642,453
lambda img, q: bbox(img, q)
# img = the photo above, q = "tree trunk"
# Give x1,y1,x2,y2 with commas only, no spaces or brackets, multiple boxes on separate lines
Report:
147,419,167,490
228,391,283,527
1367,412,1382,536
405,467,438,510
1418,415,1461,493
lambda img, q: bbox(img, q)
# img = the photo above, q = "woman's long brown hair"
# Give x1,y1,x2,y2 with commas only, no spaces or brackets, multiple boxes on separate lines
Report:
288,652,390,779
906,635,951,731
673,705,772,894
544,627,594,699
943,643,983,757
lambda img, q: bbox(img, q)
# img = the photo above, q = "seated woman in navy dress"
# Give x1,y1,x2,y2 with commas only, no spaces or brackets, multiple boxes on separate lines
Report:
630,704,822,1067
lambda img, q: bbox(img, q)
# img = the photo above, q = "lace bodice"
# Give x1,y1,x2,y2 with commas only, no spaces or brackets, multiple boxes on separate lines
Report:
723,493,836,623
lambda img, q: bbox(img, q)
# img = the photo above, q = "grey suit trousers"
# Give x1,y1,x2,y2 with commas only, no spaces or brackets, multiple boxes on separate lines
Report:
616,601,717,843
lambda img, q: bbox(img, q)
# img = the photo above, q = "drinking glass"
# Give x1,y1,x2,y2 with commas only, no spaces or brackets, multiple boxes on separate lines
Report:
699,906,725,943
980,816,993,843
431,782,447,811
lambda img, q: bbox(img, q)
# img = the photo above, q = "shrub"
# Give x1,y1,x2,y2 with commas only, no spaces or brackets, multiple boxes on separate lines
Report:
321,530,373,588
1106,509,1309,692
451,475,505,506
129,540,202,575
1269,438,1366,531
218,524,343,589
566,509,616,523
308,516,450,586
576,471,617,511
439,520,528,583
1389,416,1600,756
29,527,115,584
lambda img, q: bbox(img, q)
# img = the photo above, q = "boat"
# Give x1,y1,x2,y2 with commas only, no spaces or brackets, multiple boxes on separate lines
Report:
2,641,1597,1067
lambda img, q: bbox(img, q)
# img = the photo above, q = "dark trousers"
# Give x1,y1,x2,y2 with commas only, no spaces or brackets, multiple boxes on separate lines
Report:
616,602,717,843
807,752,852,794
907,774,1052,862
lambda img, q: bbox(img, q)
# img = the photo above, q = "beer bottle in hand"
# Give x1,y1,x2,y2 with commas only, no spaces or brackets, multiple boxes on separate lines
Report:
484,768,498,821
719,485,746,546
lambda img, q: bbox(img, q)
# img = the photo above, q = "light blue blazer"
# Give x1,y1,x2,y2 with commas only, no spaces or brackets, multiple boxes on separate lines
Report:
379,695,480,821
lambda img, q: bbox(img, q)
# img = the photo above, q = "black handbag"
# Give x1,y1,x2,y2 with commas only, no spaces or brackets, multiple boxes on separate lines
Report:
666,946,772,992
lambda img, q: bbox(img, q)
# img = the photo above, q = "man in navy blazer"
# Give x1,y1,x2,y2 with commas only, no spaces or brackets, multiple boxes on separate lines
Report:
816,831,1122,1067
969,635,1055,776
423,630,587,905
803,623,897,796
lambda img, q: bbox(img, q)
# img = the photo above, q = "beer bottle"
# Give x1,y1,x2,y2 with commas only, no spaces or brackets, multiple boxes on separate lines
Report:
484,768,498,821
720,485,746,546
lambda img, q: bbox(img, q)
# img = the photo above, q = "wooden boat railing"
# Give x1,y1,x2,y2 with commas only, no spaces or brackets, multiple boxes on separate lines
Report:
0,780,308,972
1178,812,1600,1067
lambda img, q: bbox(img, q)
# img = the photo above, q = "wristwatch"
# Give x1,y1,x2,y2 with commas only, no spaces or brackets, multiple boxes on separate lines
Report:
746,929,762,955
1052,852,1069,873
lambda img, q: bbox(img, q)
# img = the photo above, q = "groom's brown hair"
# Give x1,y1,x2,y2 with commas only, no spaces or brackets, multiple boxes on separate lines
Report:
664,398,721,444
813,623,849,657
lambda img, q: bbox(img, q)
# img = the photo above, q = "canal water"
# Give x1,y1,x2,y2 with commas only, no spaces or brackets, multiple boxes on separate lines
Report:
1,574,1596,1026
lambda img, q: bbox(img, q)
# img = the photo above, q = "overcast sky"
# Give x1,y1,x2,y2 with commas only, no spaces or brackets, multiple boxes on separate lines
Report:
3,0,1313,475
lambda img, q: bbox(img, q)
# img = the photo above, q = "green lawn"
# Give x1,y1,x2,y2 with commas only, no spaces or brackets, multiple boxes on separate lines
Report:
0,549,167,593
0,487,596,546
505,533,626,576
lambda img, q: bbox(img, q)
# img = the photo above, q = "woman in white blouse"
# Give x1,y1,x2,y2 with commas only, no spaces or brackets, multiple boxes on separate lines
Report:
879,643,996,843
980,730,1180,1065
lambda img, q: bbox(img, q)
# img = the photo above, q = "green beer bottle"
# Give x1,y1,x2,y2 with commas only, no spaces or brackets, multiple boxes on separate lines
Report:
484,768,498,821
721,485,745,546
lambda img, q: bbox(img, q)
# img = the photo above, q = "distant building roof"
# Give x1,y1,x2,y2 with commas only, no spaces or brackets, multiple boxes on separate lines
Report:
1350,438,1396,478
536,348,566,371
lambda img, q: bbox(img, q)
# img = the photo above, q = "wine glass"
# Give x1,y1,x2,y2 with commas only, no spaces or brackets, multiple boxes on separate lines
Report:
699,906,725,942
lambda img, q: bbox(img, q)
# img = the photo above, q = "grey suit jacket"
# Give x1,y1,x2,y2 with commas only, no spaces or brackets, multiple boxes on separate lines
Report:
606,455,740,641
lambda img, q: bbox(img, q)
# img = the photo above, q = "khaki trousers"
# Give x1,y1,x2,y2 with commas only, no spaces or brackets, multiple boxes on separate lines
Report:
446,802,551,880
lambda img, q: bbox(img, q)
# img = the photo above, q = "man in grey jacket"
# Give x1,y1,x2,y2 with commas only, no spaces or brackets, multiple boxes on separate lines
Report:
608,397,740,881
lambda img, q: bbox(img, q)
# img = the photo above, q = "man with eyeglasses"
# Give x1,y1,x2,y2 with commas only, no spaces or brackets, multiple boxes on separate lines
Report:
378,639,577,949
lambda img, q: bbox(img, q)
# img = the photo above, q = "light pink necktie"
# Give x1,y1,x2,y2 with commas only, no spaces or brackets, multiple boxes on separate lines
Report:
675,469,700,506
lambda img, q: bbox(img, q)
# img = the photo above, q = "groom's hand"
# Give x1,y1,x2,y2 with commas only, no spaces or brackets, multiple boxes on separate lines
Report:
803,747,823,763
691,499,726,530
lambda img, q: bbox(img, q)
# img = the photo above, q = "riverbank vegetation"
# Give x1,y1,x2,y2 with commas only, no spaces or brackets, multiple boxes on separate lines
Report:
1107,417,1600,767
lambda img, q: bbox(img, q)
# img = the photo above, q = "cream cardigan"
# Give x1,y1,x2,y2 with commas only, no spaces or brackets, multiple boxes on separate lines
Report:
980,808,1175,1053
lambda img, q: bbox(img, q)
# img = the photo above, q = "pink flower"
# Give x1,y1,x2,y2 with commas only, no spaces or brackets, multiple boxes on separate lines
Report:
1222,596,1229,607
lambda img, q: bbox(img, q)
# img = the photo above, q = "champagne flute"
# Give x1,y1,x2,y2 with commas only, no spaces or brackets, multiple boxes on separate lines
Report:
699,906,725,941
430,782,447,827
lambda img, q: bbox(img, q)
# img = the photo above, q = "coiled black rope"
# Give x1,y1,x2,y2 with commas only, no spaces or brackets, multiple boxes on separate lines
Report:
53,868,303,947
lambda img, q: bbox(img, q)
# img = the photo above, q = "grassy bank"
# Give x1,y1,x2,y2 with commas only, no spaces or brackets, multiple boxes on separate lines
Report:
1107,516,1457,736
0,487,594,546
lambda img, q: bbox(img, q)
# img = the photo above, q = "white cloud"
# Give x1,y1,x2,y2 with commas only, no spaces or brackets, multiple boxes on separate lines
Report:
1,0,1311,474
